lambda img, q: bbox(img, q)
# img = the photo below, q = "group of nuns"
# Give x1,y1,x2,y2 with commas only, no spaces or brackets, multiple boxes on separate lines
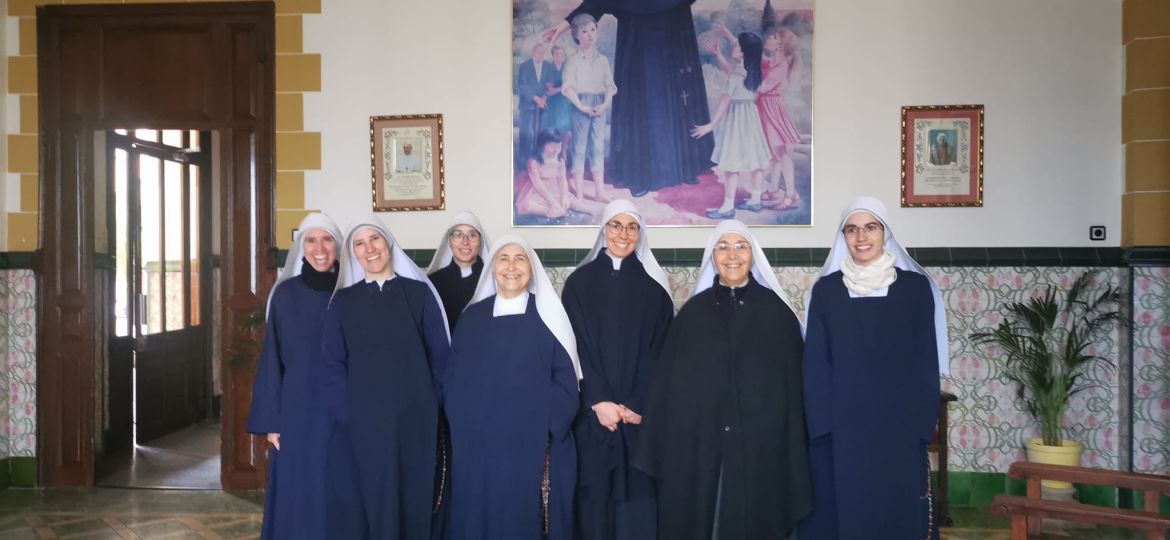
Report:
246,196,949,540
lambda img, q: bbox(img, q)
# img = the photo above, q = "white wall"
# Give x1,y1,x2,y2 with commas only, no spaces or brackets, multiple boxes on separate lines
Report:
304,0,1122,250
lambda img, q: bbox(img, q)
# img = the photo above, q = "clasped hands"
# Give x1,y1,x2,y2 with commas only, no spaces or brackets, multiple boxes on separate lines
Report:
591,401,642,432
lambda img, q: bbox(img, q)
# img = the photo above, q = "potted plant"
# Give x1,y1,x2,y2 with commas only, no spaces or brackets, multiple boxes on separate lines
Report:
971,269,1127,488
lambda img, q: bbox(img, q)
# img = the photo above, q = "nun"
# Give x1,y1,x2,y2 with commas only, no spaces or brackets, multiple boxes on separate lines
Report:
633,220,811,540
561,200,674,540
246,213,341,540
442,236,580,540
321,215,451,540
424,212,489,539
426,211,491,331
798,197,945,540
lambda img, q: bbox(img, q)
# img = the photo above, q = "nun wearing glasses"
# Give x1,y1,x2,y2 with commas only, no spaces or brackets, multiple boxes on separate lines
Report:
798,197,945,540
321,215,451,540
426,211,491,332
633,220,811,540
561,200,674,540
247,213,342,540
442,236,580,540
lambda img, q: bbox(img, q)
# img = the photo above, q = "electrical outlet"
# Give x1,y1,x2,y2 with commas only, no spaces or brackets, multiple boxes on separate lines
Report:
1089,226,1106,241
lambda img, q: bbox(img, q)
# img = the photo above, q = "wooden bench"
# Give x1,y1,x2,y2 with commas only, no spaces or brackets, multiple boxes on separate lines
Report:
990,462,1170,539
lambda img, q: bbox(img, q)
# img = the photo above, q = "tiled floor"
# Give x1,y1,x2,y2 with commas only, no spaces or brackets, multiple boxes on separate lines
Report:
0,490,1148,539
97,420,222,490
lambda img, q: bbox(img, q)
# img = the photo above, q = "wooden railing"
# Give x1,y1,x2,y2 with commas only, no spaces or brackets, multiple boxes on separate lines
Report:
990,462,1170,539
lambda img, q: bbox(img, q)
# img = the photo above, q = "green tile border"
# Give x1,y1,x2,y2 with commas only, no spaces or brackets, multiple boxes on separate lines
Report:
0,251,35,270
947,471,1170,511
0,457,36,488
271,246,1162,269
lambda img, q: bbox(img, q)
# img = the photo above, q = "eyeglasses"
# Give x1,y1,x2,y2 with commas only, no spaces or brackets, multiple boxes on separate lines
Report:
606,221,641,235
449,230,481,242
842,223,883,238
713,241,751,254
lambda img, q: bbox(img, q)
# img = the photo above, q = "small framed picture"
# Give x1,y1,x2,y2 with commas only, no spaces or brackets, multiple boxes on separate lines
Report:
900,105,984,207
370,114,445,211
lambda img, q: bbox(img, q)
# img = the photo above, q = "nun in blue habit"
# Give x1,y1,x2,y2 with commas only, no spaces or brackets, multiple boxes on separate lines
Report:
562,200,674,540
442,236,581,540
321,215,451,540
798,197,947,540
246,213,342,540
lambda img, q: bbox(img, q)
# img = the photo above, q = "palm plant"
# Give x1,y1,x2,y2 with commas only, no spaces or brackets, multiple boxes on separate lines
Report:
971,270,1127,447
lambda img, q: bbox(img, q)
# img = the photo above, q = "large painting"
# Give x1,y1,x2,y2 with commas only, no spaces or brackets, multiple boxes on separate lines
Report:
512,0,814,226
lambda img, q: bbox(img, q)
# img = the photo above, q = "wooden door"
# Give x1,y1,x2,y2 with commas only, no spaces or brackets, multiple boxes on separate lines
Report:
37,2,274,489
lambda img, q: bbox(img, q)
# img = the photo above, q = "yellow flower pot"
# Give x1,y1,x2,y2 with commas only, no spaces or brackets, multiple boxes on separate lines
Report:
1025,438,1083,489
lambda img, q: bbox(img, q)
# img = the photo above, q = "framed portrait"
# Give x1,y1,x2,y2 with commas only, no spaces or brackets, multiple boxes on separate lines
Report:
512,0,814,226
900,105,984,207
370,114,445,211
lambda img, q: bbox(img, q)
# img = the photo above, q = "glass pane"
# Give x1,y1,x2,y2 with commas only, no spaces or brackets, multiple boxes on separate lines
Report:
135,129,159,143
139,154,163,336
188,130,200,150
164,160,185,331
162,129,184,148
114,148,130,337
115,129,129,136
189,165,201,327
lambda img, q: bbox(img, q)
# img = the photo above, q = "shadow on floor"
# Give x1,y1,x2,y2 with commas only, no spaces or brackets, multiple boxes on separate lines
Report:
97,419,222,490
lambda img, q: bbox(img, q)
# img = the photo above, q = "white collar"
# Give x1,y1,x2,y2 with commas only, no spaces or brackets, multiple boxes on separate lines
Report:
493,291,530,317
364,273,396,288
459,264,474,278
610,254,623,271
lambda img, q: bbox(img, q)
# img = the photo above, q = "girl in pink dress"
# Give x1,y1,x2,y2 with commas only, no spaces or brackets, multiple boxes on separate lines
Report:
757,27,803,210
517,129,602,218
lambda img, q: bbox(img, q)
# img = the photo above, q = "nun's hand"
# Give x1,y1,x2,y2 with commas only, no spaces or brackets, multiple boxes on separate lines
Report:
266,433,281,451
618,406,642,425
592,402,622,432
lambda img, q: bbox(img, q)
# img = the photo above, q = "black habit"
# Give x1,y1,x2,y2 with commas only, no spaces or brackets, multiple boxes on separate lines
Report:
633,275,812,540
428,257,484,331
562,251,674,539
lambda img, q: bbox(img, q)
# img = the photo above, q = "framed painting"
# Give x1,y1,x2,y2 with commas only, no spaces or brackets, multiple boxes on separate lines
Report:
900,104,984,207
370,114,445,211
512,0,814,226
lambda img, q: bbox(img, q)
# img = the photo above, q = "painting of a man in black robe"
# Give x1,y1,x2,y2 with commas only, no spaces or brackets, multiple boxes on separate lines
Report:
512,0,814,226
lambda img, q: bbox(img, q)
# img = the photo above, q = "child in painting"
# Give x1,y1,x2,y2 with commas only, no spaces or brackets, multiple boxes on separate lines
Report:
542,44,574,162
758,27,803,210
691,32,772,219
517,129,603,219
562,13,617,204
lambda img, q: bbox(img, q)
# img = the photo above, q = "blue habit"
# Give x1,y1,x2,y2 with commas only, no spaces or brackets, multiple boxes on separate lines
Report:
246,274,333,540
321,277,450,540
799,269,941,540
564,0,714,191
442,295,579,540
561,252,673,540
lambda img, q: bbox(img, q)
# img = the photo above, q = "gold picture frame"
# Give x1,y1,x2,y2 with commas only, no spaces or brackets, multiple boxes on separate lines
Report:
370,113,445,211
901,104,984,207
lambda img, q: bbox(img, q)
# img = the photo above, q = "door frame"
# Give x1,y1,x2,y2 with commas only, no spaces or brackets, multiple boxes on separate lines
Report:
35,2,275,489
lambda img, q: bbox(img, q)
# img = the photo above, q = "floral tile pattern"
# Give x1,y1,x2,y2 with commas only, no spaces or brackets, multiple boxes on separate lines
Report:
1132,267,1170,475
1,270,36,458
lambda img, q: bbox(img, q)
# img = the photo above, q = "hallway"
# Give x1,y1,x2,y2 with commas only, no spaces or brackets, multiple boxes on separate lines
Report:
97,420,221,490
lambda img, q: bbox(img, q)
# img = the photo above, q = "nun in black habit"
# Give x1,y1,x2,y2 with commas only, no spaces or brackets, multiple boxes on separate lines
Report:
633,219,811,540
321,215,451,540
798,197,945,540
425,211,491,332
247,213,341,540
442,236,580,540
423,211,489,539
562,199,674,540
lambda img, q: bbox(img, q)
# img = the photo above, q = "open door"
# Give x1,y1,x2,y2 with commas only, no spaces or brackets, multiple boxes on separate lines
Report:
108,130,212,445
37,2,274,488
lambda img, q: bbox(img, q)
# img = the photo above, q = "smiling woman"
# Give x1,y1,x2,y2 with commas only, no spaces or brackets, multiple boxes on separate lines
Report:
633,220,811,540
443,236,581,540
